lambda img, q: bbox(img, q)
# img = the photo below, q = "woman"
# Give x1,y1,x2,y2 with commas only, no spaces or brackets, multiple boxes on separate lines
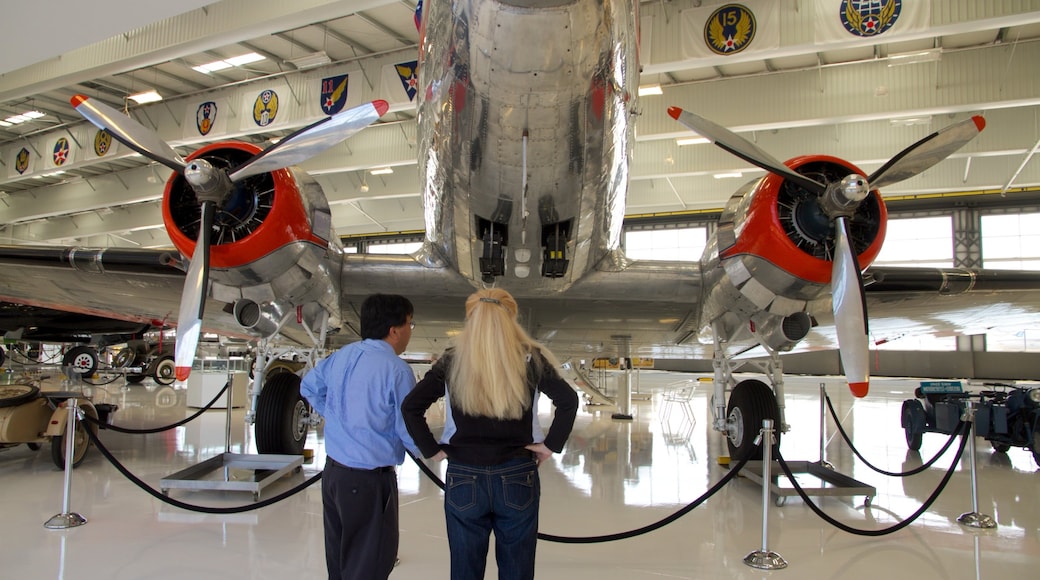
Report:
401,288,579,580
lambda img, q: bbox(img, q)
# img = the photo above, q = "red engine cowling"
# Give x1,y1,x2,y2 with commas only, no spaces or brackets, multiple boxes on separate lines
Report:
161,141,338,334
162,142,329,267
700,155,887,348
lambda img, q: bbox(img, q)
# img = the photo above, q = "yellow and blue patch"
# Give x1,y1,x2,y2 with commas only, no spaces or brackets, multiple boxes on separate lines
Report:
704,4,756,55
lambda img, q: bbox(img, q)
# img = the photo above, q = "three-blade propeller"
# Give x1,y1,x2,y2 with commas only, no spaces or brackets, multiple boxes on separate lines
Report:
71,95,389,381
668,106,985,396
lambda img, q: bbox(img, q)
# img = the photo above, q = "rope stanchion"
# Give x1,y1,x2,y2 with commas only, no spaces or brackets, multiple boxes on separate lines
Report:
84,425,321,514
825,394,961,477
407,449,753,544
82,381,230,434
775,420,970,537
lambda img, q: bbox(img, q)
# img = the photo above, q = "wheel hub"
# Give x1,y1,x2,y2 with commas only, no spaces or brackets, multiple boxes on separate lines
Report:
727,407,745,447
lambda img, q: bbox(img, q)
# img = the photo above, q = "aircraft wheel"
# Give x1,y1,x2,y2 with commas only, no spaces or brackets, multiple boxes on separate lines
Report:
1032,430,1040,468
725,379,781,461
0,346,5,368
0,384,40,408
27,442,42,451
50,415,92,469
901,399,925,451
152,356,176,385
991,442,1011,453
62,346,99,376
255,372,308,455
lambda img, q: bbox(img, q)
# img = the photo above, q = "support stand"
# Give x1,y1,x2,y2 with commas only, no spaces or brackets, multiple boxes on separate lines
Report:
819,383,834,469
957,401,996,529
744,419,787,570
159,373,302,501
44,399,87,529
742,383,875,507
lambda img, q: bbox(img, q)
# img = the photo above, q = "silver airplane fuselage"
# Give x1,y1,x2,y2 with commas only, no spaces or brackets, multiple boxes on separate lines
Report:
417,0,639,292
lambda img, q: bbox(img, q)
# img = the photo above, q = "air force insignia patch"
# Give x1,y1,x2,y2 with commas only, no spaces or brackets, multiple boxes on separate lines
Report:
196,102,218,136
704,4,756,55
94,129,112,157
15,147,30,174
52,137,70,166
840,0,901,37
252,89,279,127
321,74,349,116
396,61,419,101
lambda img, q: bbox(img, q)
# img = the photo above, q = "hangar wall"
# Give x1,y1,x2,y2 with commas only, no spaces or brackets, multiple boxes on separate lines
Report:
658,350,1040,382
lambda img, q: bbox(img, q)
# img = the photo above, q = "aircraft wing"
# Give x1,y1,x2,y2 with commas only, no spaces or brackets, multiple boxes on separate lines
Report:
0,245,262,343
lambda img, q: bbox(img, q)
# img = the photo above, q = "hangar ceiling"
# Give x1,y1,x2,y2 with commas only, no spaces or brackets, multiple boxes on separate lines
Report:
1,0,1039,249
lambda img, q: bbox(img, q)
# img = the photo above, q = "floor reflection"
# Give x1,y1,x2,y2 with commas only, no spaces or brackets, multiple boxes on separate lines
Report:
0,370,1037,579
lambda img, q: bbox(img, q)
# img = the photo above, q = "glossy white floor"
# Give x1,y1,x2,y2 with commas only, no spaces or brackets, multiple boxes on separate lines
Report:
1,368,1037,579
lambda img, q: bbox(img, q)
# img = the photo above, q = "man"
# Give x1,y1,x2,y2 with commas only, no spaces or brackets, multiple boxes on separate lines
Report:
301,294,419,580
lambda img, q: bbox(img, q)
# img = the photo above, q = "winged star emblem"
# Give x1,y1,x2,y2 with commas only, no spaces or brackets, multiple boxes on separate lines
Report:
706,5,755,55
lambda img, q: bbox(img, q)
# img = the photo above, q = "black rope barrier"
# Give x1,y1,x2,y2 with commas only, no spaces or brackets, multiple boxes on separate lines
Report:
824,394,961,477
407,449,753,544
82,381,230,434
775,420,970,537
84,424,322,514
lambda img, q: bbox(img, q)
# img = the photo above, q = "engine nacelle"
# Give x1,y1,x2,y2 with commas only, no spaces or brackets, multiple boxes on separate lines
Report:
162,142,341,330
700,155,887,345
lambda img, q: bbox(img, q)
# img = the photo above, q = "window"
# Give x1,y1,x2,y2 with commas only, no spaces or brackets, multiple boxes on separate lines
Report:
367,241,422,254
624,227,707,261
872,216,952,268
981,213,1040,271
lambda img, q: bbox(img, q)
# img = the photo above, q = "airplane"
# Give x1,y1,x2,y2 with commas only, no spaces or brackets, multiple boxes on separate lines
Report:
2,0,1040,461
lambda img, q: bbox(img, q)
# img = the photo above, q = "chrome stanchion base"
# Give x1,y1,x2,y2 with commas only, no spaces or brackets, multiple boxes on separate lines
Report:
44,512,87,529
744,550,788,570
957,511,996,529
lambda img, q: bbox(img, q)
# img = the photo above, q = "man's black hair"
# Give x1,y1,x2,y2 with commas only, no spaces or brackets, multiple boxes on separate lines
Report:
360,294,414,340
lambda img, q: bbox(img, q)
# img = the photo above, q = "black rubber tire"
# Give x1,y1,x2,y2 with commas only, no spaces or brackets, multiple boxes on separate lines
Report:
992,442,1011,453
0,384,40,408
50,412,92,469
62,346,99,376
255,372,308,455
0,345,5,368
26,442,42,451
902,399,924,451
152,356,176,385
126,374,146,384
725,379,781,461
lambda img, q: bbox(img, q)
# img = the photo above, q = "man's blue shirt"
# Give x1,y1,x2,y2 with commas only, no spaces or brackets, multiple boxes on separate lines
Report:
301,339,419,469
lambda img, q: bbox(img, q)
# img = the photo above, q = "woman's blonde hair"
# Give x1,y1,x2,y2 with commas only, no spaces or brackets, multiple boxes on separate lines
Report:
447,288,558,419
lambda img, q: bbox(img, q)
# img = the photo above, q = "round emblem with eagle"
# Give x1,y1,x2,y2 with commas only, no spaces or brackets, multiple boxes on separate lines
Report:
704,4,756,55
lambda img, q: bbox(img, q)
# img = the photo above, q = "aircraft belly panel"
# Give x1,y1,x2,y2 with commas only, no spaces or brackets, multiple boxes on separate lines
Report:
419,0,638,291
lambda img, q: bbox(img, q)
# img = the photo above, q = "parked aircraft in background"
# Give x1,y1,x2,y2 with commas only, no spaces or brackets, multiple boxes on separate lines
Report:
1,0,1038,460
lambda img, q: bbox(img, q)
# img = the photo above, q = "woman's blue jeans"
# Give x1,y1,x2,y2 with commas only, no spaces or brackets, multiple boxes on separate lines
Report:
444,457,540,580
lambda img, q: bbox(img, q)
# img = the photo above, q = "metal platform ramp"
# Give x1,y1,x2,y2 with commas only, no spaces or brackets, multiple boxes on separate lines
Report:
560,361,616,408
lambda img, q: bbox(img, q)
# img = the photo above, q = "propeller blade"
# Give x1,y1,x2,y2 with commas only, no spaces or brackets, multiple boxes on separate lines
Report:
174,201,215,382
868,116,986,191
668,106,827,195
70,95,186,173
832,217,870,397
229,100,390,182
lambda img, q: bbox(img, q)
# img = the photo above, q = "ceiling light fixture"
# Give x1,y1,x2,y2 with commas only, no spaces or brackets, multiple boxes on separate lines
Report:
4,110,45,124
193,52,266,74
713,171,743,179
676,136,710,146
887,48,941,67
286,51,332,70
638,84,663,96
370,167,394,175
128,90,163,104
889,116,932,127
